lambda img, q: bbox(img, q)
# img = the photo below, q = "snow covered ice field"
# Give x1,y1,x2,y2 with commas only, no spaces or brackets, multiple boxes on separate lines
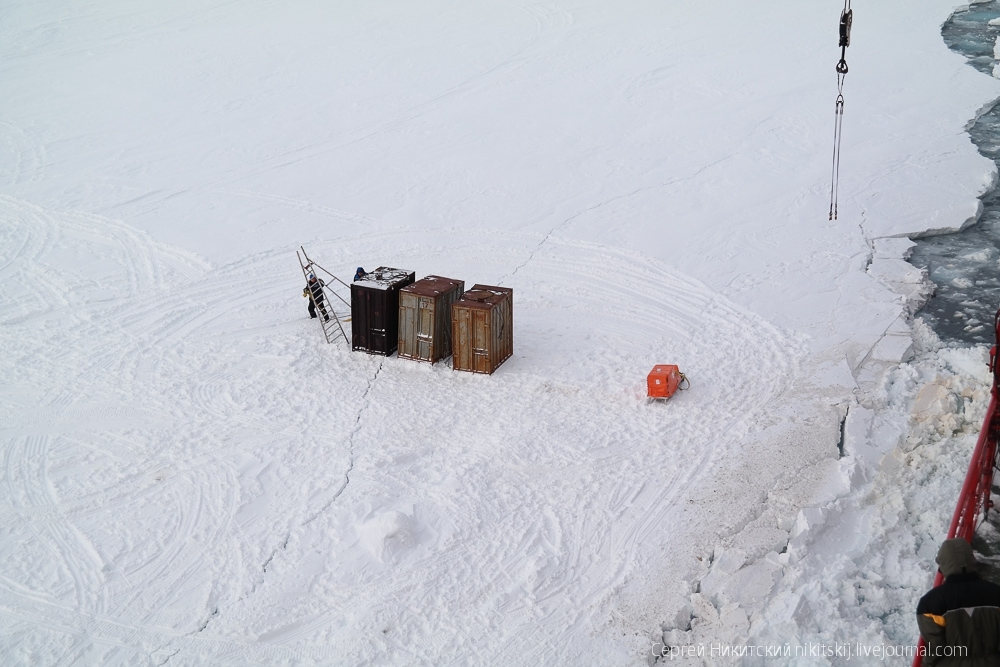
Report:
3,0,1000,665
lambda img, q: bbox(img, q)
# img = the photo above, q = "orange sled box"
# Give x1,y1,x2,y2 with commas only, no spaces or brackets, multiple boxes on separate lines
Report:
647,365,682,399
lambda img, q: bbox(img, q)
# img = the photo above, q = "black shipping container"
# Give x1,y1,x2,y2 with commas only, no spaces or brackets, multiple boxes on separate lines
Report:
351,267,415,355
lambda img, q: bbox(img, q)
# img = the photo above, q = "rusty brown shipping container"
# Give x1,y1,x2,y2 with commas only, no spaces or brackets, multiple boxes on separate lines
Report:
452,284,513,374
397,275,465,363
351,267,415,355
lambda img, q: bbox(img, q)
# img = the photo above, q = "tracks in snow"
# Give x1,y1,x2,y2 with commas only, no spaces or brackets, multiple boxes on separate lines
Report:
189,230,800,665
1,212,800,665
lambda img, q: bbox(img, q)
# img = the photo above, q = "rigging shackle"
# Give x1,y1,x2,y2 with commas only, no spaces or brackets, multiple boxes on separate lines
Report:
836,8,852,74
839,8,852,48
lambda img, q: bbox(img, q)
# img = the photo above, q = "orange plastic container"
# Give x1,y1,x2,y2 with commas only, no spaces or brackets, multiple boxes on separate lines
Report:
647,365,682,399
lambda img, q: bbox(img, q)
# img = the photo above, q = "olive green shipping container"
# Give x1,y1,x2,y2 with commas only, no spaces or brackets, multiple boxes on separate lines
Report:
452,284,513,374
397,275,465,363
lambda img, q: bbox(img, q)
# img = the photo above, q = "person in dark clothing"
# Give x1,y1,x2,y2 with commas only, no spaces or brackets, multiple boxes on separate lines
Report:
303,274,329,321
354,267,366,282
917,538,1000,666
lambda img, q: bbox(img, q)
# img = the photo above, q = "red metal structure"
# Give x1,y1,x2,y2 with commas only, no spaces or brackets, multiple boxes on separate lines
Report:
912,307,1000,666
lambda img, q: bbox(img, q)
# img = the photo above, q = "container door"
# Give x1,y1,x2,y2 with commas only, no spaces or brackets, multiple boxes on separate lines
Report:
370,293,386,354
351,286,368,351
399,293,416,358
473,309,490,373
417,297,434,361
495,301,510,362
438,290,455,357
454,307,470,370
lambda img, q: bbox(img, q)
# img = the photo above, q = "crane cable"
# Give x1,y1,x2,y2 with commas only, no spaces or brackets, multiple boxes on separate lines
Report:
830,0,852,221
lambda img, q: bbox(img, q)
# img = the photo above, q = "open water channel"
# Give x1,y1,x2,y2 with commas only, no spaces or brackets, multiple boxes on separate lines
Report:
908,1,1000,346
913,0,1000,580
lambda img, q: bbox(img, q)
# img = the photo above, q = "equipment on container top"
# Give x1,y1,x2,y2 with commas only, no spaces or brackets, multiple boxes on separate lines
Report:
647,365,689,400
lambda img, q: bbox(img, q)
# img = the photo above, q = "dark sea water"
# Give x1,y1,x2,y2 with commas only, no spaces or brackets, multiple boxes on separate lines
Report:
927,0,1000,577
908,1,1000,346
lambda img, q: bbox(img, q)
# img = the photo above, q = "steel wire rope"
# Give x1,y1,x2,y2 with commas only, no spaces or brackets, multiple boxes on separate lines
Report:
829,0,852,220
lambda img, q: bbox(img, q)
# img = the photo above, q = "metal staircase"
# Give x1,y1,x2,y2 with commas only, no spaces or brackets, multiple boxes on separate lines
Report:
297,246,351,345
